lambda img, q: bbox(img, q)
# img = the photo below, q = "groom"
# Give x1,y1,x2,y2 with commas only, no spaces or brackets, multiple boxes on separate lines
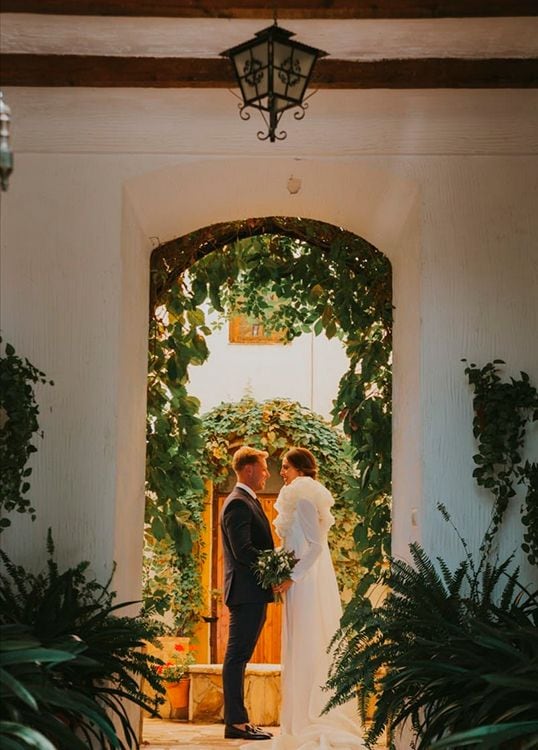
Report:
220,446,275,741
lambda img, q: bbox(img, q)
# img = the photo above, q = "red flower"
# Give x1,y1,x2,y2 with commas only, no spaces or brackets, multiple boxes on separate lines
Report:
174,644,185,652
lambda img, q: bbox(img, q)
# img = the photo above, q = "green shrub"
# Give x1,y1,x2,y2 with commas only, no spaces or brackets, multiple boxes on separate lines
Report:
326,510,538,750
0,531,165,749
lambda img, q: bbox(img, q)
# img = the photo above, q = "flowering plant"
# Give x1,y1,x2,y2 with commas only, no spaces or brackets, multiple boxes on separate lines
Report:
156,643,196,682
252,548,299,603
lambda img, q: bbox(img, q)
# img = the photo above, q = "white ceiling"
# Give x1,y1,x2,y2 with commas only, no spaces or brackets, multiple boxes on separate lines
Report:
2,13,538,60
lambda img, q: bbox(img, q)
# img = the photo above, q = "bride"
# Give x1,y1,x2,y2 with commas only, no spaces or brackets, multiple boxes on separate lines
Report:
246,447,365,750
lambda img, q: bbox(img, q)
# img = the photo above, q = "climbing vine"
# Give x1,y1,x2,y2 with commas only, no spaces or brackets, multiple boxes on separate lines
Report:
0,338,53,531
145,218,393,629
464,359,538,565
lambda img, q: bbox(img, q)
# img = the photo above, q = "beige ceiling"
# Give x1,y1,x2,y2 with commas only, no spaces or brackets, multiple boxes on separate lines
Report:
2,14,538,60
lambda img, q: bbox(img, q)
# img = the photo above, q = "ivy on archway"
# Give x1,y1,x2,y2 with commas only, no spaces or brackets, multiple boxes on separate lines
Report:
145,217,392,630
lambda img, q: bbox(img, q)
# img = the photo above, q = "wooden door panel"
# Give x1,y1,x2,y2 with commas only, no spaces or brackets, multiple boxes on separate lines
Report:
214,493,282,664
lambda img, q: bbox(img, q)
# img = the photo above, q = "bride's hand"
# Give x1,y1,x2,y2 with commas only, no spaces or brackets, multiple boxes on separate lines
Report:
273,579,294,594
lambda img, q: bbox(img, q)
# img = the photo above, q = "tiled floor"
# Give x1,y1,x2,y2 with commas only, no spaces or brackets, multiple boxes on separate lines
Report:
142,719,387,749
141,719,280,749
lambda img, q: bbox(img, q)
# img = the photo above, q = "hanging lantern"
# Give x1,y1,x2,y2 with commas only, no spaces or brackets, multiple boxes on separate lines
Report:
222,23,327,142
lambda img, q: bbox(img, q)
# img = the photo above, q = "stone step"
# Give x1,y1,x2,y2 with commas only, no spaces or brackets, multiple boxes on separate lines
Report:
189,663,281,726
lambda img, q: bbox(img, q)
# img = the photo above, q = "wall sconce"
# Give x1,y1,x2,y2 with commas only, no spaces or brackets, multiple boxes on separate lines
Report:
0,91,14,192
221,23,327,142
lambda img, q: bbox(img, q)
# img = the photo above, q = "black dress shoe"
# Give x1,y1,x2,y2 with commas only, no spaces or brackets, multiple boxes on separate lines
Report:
224,724,272,740
247,725,273,738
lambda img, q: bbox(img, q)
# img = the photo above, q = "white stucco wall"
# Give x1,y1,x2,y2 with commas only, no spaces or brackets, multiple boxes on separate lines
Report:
185,307,348,420
1,87,537,596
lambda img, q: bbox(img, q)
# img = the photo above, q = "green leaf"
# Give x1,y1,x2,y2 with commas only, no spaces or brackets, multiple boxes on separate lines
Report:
151,516,166,540
0,722,57,750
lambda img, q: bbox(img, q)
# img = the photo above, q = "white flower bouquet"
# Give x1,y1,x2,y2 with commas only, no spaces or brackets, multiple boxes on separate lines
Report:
253,548,299,603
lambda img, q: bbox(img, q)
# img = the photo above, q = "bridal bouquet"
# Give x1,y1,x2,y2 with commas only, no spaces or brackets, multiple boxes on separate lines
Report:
253,548,299,603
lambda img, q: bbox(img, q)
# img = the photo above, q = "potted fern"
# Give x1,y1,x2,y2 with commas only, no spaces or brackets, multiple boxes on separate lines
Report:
326,506,538,750
0,532,166,749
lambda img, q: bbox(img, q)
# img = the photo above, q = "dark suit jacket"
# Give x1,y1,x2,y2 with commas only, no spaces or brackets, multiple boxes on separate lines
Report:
220,486,275,606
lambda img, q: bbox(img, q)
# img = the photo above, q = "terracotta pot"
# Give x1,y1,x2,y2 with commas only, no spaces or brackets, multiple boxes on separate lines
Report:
165,677,190,720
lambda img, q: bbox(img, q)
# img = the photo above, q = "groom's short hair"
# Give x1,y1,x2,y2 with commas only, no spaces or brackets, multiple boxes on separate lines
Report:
232,446,268,473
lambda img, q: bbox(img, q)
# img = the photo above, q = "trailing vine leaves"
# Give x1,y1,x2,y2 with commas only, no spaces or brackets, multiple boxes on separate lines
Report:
146,221,393,632
464,359,538,565
145,289,210,633
0,338,53,531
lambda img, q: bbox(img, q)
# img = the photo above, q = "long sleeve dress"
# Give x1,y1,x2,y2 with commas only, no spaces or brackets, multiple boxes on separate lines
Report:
262,476,366,750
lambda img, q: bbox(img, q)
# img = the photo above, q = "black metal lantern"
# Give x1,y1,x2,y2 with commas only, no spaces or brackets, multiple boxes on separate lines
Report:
221,23,327,142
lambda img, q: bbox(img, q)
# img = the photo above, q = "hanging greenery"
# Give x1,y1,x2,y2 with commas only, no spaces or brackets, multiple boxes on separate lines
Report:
0,337,53,531
145,218,393,632
463,359,538,564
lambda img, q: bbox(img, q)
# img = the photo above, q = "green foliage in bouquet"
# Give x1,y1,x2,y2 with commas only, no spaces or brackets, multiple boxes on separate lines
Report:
0,531,165,749
253,548,299,603
326,506,538,750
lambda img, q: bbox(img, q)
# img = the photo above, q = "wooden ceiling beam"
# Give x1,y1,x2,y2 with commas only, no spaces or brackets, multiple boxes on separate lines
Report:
1,0,537,18
2,54,537,88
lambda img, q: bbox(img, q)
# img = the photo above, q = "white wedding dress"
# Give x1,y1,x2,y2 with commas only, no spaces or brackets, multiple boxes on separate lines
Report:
244,476,365,750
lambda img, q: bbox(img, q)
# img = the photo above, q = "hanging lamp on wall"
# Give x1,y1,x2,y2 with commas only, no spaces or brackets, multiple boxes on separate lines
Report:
0,91,14,191
221,22,327,142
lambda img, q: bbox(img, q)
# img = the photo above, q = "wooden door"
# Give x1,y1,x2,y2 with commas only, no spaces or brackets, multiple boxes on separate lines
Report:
213,493,282,664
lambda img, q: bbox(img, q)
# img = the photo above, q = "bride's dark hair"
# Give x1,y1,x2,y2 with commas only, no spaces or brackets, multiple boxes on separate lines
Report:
285,447,317,479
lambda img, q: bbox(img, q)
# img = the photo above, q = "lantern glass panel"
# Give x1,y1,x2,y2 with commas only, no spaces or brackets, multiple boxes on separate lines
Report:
233,42,269,104
273,42,315,103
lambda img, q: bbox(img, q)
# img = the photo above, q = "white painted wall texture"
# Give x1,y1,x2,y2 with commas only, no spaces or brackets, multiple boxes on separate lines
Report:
185,308,348,420
1,87,537,600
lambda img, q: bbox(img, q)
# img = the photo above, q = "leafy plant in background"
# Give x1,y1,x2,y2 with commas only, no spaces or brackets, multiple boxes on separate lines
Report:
0,531,165,749
0,337,53,531
463,359,538,565
326,505,538,750
145,218,392,631
145,296,210,634
142,532,205,637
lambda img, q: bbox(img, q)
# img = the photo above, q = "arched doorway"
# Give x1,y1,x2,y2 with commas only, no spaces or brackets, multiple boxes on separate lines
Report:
144,220,393,659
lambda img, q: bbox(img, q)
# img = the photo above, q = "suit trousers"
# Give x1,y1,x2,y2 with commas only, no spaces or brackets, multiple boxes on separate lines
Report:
222,602,267,725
